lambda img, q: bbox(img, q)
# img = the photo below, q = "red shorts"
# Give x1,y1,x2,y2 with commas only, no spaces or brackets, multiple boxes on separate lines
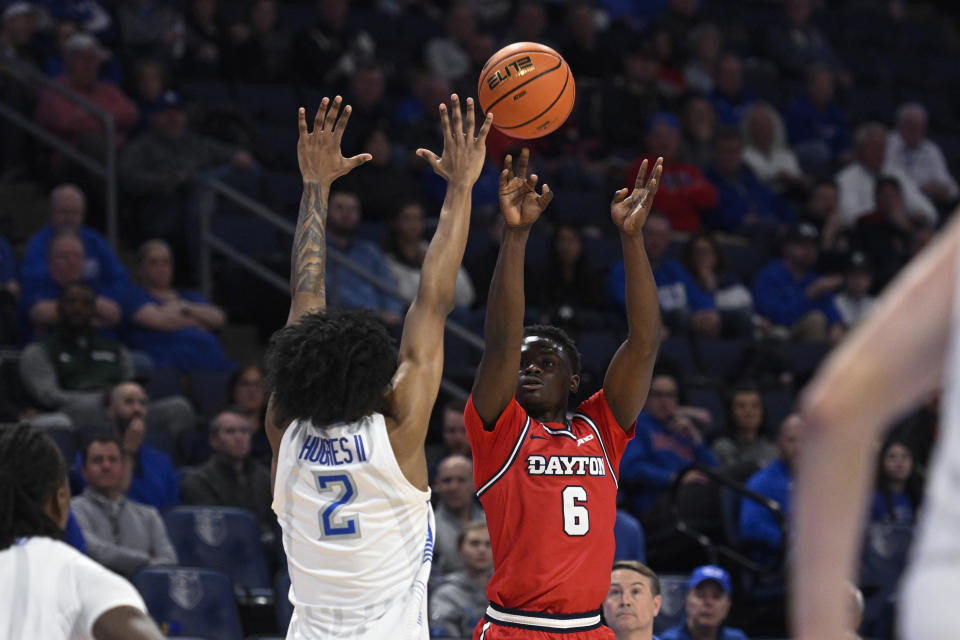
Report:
472,604,614,640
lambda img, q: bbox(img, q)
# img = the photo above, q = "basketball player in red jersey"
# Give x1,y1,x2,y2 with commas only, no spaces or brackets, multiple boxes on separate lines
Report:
466,150,663,639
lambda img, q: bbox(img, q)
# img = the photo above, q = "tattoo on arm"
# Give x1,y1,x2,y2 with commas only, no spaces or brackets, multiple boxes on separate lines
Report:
292,182,328,298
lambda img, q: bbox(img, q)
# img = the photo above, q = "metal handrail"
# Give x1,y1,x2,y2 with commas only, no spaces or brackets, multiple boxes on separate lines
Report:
1,59,118,248
667,464,787,575
199,178,487,400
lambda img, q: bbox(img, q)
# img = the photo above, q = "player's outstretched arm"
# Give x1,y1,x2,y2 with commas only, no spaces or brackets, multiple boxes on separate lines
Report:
603,158,663,431
472,148,553,428
286,96,371,326
792,212,960,640
266,96,371,483
386,95,493,483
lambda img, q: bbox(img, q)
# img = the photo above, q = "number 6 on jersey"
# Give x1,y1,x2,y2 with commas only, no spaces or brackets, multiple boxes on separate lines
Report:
562,485,589,536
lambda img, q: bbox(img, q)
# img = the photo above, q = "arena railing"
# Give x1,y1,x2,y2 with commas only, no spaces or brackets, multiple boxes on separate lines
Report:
0,59,118,248
199,177,483,401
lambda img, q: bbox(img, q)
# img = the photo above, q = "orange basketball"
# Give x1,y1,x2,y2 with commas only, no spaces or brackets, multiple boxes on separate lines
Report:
477,42,575,140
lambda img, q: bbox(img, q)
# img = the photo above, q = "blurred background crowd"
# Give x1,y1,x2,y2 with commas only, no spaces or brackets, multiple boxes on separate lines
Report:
2,0,958,638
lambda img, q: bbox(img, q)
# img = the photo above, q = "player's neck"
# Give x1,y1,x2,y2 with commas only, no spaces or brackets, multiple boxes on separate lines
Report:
527,406,569,427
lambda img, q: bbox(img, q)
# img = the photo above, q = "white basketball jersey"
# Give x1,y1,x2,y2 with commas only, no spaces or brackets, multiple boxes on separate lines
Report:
0,537,146,639
273,413,433,640
899,247,960,639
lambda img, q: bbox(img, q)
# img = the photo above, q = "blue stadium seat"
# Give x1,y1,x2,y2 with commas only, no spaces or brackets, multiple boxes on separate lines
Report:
235,83,298,123
133,566,243,640
762,388,795,433
859,523,914,638
685,385,726,435
187,369,231,420
144,428,176,458
695,337,750,383
613,509,646,564
653,574,688,635
179,79,233,107
263,170,302,213
275,571,293,633
46,424,77,462
783,342,830,380
658,336,696,381
163,507,272,604
582,234,623,272
146,366,183,401
576,330,621,381
210,215,280,258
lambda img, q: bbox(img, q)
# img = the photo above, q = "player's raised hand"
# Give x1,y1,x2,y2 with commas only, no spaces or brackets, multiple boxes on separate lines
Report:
416,94,493,186
498,148,553,230
297,95,371,187
611,157,663,236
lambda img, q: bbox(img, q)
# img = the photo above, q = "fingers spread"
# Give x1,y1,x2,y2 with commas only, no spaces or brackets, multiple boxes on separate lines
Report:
323,95,341,132
334,104,352,139
477,112,494,142
417,148,441,168
539,184,553,208
612,187,629,203
449,94,463,140
503,154,513,174
314,97,329,130
464,97,476,139
634,159,648,190
516,148,529,178
349,153,373,168
298,107,307,135
439,103,453,146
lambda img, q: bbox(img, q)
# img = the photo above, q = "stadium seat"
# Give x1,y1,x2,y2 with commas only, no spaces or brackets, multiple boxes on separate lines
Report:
133,566,243,640
179,79,233,107
859,523,914,638
658,336,696,381
45,424,77,462
275,571,293,633
582,234,623,271
783,342,830,382
694,337,750,383
187,369,231,420
762,388,795,432
613,509,646,564
685,385,726,435
163,507,272,604
653,574,688,635
146,366,183,401
235,83,298,123
577,330,621,381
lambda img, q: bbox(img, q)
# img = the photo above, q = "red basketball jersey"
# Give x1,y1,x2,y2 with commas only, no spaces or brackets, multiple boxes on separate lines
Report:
464,391,634,614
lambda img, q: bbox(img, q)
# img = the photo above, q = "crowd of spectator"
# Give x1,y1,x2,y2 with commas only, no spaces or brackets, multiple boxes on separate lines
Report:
3,0,960,638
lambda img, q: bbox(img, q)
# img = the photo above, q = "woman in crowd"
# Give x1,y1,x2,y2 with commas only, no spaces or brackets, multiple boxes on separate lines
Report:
871,437,924,524
684,233,755,337
712,383,778,480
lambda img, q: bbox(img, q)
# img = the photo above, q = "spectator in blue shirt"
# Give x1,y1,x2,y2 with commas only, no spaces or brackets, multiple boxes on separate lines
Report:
620,371,717,517
661,565,748,640
739,414,801,558
871,436,923,524
325,190,404,325
614,510,647,564
19,230,123,341
21,184,129,292
752,223,843,343
604,560,663,640
709,53,754,126
120,239,234,372
784,64,851,171
105,381,179,511
610,213,719,336
704,130,795,234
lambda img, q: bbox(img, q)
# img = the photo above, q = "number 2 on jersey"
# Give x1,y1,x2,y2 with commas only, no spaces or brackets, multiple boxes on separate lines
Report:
562,485,590,536
315,473,360,538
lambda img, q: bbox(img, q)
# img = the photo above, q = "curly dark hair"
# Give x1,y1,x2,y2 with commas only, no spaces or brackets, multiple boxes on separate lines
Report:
523,324,582,375
265,308,398,428
0,423,66,550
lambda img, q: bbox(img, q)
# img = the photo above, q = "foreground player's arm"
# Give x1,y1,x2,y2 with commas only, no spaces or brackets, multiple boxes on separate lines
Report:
471,149,553,427
386,96,493,480
266,97,371,472
603,158,663,431
792,213,960,640
93,606,164,640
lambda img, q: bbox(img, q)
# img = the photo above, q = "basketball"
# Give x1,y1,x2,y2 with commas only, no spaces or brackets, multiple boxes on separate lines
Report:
477,42,575,140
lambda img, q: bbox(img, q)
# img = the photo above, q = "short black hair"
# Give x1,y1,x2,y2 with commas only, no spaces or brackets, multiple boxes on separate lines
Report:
0,423,66,550
265,308,398,427
523,324,581,375
81,433,123,465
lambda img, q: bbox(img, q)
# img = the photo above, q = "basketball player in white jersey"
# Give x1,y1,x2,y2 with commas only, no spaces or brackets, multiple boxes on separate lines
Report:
264,94,492,640
0,423,164,640
792,211,960,640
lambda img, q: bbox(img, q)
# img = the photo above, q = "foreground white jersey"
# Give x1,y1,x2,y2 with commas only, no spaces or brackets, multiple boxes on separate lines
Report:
0,537,146,639
900,249,960,639
273,413,433,640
